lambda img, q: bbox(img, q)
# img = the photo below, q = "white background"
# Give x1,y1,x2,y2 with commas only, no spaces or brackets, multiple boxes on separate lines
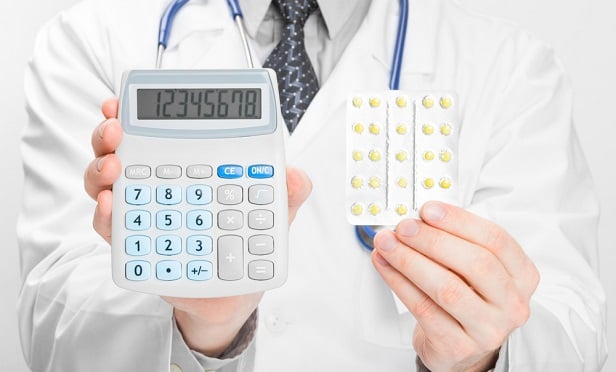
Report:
0,0,613,370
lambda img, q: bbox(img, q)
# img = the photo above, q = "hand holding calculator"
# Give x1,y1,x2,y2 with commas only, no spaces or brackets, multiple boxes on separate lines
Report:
111,69,289,298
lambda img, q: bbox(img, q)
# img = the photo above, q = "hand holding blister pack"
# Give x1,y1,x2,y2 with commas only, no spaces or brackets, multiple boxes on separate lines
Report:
111,69,288,298
346,92,460,226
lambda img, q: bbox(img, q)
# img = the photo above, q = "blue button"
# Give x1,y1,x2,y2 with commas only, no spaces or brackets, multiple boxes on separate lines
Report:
126,185,151,205
156,185,182,205
187,185,212,205
156,235,182,256
187,235,213,255
217,165,243,179
187,261,213,281
125,235,151,256
247,165,274,179
126,261,150,281
156,260,182,281
156,210,182,230
186,210,213,230
125,210,151,231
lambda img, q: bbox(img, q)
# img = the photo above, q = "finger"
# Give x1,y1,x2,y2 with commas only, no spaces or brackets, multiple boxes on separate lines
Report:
371,250,475,360
394,218,511,306
374,230,495,338
92,118,123,158
102,98,119,119
421,202,532,282
84,154,122,200
286,166,312,225
93,189,113,243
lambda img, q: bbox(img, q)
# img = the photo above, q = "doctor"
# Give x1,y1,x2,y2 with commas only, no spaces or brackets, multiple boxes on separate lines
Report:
19,0,606,371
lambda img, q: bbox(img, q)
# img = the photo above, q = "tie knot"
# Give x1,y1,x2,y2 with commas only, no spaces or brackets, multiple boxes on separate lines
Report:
272,0,319,26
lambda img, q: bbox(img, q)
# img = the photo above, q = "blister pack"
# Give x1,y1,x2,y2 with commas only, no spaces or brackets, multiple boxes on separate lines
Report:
346,91,460,225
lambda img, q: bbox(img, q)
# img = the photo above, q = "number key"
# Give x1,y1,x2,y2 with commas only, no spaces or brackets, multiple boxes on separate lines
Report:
125,210,151,231
187,185,212,205
126,185,151,205
156,235,182,256
126,261,151,281
156,185,182,205
156,210,182,230
126,235,151,256
187,210,213,230
187,235,213,255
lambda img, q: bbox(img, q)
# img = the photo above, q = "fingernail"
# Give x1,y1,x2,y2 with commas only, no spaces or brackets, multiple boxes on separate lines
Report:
423,203,445,221
96,155,107,172
98,120,110,138
375,232,398,252
397,219,419,237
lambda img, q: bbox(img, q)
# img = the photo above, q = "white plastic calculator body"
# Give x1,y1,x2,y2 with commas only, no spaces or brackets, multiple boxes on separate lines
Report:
112,69,288,298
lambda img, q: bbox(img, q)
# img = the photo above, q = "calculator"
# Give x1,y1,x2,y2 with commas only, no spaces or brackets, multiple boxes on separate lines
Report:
111,69,288,298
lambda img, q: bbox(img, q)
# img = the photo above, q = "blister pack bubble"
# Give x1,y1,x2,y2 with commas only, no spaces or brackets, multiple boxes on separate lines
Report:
346,91,460,225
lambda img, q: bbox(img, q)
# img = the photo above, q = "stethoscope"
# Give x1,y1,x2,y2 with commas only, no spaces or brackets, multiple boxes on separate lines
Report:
157,0,410,251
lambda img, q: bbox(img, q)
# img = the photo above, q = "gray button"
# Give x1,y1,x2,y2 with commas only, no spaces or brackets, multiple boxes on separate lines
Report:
248,235,274,255
187,165,212,179
125,165,151,179
218,185,243,205
248,260,274,280
248,210,274,230
156,165,182,179
218,235,243,281
248,185,274,205
218,210,244,230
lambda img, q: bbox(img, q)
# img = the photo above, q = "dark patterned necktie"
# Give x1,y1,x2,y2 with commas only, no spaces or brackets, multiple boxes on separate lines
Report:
263,0,320,133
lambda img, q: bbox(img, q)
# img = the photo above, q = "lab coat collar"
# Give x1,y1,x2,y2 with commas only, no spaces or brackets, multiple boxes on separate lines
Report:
239,0,271,38
164,0,230,42
240,0,362,40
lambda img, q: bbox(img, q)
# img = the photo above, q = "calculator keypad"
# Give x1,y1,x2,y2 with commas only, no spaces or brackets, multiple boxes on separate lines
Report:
123,164,277,285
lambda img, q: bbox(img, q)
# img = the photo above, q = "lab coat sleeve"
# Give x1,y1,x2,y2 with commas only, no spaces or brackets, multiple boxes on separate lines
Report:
465,33,608,371
18,5,255,371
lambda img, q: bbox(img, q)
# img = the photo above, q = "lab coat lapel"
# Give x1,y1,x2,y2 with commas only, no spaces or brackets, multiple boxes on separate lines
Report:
287,0,439,159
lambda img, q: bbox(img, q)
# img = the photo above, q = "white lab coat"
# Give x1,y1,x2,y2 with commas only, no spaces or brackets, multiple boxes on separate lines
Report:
18,0,607,371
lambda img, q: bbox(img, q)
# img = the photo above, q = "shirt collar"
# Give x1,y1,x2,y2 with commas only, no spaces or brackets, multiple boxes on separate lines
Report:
240,0,365,39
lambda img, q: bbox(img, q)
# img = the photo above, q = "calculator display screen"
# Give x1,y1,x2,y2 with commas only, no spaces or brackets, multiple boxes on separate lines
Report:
137,88,262,120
